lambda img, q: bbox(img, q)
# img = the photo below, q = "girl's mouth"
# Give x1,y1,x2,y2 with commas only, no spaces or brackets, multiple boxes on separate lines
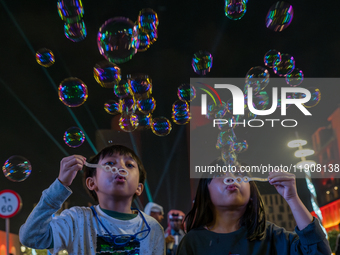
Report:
226,185,238,191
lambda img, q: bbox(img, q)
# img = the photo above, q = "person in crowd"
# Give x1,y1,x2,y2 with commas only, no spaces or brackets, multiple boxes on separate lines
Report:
19,144,165,255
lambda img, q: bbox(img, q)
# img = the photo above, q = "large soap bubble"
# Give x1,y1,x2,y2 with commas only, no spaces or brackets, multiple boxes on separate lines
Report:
97,17,138,64
151,117,172,136
225,0,247,20
58,77,88,107
264,49,281,68
57,0,84,23
273,54,295,77
94,61,121,88
265,1,294,32
137,8,159,33
192,51,213,76
2,155,32,182
64,19,87,42
177,84,196,102
119,113,139,132
64,127,85,148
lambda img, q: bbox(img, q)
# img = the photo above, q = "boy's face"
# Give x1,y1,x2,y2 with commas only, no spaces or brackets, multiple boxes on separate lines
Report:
87,153,143,202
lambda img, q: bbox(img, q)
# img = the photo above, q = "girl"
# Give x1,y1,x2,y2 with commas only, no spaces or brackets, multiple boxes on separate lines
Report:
177,159,331,255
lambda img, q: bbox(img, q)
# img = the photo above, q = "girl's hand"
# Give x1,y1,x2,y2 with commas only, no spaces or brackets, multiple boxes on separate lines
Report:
58,155,86,186
268,170,298,202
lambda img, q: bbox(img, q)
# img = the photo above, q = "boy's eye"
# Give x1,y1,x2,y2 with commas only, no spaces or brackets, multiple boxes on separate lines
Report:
126,162,135,168
104,161,115,166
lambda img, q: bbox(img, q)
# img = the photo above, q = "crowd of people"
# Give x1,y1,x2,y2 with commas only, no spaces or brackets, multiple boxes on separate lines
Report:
18,144,332,254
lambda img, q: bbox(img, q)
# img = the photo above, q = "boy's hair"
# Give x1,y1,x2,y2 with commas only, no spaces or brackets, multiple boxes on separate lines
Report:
83,144,147,202
185,158,266,241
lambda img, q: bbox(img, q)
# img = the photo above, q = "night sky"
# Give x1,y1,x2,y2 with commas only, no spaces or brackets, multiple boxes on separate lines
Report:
0,0,340,234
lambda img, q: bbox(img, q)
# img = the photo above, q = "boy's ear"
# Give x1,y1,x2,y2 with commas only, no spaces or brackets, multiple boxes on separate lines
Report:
135,183,144,196
86,177,97,191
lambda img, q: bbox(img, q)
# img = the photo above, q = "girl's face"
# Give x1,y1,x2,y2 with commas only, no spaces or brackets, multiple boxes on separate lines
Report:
208,170,251,209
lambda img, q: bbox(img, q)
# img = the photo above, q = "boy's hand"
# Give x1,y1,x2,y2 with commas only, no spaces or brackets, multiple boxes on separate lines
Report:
268,170,298,202
58,155,86,187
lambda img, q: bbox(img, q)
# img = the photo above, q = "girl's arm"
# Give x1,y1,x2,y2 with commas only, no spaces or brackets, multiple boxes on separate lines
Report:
268,171,312,230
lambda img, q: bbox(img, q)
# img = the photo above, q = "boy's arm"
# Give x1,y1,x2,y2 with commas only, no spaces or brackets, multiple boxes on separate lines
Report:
19,178,72,249
19,155,85,249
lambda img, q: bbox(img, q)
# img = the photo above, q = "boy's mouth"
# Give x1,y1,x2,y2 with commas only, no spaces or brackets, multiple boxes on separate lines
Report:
114,175,126,183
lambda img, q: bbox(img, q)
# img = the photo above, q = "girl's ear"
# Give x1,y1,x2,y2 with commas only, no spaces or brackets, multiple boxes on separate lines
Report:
135,183,144,196
86,177,97,191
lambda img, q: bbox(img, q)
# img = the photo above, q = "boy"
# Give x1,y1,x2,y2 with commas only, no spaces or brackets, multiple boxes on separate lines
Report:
19,144,165,254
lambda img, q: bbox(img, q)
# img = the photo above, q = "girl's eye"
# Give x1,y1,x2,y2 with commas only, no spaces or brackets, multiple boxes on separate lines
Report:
104,161,115,166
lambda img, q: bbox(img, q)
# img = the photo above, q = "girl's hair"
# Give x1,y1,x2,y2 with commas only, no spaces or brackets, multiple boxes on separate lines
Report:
82,144,146,202
185,158,266,241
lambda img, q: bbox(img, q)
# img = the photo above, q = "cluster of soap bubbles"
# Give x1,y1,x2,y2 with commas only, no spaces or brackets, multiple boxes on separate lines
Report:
99,71,171,136
57,0,87,42
171,84,196,125
225,0,248,20
2,155,32,182
263,49,320,107
97,8,159,64
36,48,55,67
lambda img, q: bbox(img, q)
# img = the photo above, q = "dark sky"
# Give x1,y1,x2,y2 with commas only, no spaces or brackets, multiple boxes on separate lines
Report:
1,0,340,234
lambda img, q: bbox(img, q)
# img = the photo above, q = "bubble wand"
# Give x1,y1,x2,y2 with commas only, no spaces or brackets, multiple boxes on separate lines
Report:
83,161,129,177
223,176,268,185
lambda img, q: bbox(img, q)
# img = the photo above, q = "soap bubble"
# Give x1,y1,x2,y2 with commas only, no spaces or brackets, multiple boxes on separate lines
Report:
136,113,151,129
36,48,55,67
233,140,248,153
136,30,151,52
148,29,158,44
119,113,139,132
285,68,304,87
273,54,295,77
57,0,84,23
266,1,294,32
245,66,270,94
119,96,136,114
221,148,239,166
113,79,130,98
137,97,156,114
2,155,32,182
127,74,152,96
97,17,138,64
264,49,281,68
94,61,121,88
192,51,213,76
216,129,237,149
58,77,88,107
206,101,227,120
177,84,196,102
172,100,189,113
137,8,159,33
225,0,247,20
151,117,172,136
252,91,269,110
300,87,321,108
172,111,191,125
64,19,87,42
104,100,120,115
64,126,85,148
